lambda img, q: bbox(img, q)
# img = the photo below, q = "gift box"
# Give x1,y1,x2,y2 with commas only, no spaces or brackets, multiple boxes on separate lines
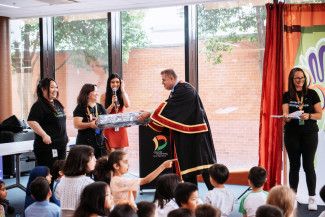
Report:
96,112,149,129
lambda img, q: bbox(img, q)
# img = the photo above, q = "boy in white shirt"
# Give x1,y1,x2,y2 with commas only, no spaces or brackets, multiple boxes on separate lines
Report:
204,164,235,217
239,166,268,217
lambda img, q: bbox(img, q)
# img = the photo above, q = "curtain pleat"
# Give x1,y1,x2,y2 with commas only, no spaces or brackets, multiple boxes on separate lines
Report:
258,3,284,190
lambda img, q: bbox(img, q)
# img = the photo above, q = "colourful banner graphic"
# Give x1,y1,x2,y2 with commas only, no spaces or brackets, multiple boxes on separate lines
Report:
294,26,325,130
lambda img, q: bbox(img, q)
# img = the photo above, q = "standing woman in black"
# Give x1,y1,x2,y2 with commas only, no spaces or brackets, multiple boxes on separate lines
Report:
73,84,107,158
282,67,322,211
28,78,68,171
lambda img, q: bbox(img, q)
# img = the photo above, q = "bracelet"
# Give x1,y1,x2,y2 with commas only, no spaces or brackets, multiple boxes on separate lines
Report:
309,113,311,120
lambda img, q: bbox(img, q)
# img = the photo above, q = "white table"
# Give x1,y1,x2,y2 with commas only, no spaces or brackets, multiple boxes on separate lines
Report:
0,137,76,191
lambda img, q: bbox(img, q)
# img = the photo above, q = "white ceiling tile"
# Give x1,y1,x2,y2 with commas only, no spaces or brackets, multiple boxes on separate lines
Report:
0,0,222,19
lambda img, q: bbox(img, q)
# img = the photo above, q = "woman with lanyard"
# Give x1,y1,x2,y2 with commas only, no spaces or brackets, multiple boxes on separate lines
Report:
282,67,322,211
28,78,68,171
73,84,107,158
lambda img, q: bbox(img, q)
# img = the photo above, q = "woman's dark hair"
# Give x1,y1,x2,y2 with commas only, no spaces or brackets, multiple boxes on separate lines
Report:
36,77,63,112
106,150,127,184
77,83,97,107
153,174,181,208
93,156,110,184
174,182,198,207
137,201,156,217
109,204,137,217
73,181,109,217
105,73,124,108
63,145,95,177
288,67,308,99
51,159,65,181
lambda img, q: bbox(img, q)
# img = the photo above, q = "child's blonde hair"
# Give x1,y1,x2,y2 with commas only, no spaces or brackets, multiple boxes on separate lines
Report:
267,185,295,217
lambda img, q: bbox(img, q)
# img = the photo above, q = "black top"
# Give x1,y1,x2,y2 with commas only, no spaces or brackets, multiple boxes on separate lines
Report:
28,99,68,149
282,89,320,133
73,103,106,145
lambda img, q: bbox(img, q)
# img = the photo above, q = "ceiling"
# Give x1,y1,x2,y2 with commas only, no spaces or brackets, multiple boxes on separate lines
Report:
0,0,220,19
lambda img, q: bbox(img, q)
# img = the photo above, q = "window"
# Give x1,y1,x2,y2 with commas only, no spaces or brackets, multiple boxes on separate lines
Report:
198,1,266,170
121,7,185,174
54,13,109,137
10,18,40,121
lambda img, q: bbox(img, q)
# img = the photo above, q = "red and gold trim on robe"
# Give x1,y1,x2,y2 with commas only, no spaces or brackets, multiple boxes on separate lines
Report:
150,102,208,134
148,121,164,132
180,164,214,175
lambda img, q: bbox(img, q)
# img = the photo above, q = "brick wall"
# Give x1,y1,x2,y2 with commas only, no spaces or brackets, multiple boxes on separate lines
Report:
13,41,262,175
121,41,262,174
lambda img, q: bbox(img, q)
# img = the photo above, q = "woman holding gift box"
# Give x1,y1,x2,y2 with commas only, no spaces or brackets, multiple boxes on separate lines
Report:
73,83,107,158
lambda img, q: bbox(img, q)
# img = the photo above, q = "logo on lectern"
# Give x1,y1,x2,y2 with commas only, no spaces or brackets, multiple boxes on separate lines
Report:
152,135,168,151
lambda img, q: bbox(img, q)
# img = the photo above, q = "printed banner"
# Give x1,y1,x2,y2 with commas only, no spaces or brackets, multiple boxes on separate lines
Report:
283,4,325,204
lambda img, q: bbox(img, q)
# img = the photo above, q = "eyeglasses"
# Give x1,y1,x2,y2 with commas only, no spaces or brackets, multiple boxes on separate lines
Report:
294,77,305,81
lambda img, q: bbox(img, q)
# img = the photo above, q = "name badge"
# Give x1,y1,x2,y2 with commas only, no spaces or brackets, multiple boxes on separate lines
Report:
299,119,305,126
52,149,58,158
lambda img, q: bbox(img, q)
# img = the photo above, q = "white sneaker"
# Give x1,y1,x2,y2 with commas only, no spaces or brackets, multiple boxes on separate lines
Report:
308,196,317,211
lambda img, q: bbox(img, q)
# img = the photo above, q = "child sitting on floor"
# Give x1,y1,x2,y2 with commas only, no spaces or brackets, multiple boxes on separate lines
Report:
0,180,15,216
108,150,174,207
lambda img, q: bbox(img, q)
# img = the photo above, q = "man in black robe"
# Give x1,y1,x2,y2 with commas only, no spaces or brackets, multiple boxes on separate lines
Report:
138,69,216,189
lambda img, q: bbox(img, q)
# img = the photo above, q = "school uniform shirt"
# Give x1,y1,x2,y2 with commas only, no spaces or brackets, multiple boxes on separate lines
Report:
110,175,140,207
55,175,94,211
155,199,179,217
25,201,61,217
239,190,268,217
205,187,235,217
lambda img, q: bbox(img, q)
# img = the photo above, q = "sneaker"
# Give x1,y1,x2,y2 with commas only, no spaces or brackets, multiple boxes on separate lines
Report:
308,196,317,211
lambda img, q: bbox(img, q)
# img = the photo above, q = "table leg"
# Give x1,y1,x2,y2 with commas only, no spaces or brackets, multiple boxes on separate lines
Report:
6,154,26,191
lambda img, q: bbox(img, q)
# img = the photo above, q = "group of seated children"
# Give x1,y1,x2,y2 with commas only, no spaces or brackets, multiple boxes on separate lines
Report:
2,145,325,217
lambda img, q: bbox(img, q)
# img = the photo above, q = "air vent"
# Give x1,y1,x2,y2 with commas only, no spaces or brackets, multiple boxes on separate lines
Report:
36,0,78,5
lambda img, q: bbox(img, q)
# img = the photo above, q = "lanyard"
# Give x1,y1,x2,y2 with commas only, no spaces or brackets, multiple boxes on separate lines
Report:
87,104,98,121
296,93,304,110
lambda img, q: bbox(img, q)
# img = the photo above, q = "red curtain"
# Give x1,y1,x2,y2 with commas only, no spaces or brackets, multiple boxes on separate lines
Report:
259,3,284,190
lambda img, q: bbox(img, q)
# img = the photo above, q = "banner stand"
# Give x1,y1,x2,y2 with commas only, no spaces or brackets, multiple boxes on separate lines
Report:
139,126,172,192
